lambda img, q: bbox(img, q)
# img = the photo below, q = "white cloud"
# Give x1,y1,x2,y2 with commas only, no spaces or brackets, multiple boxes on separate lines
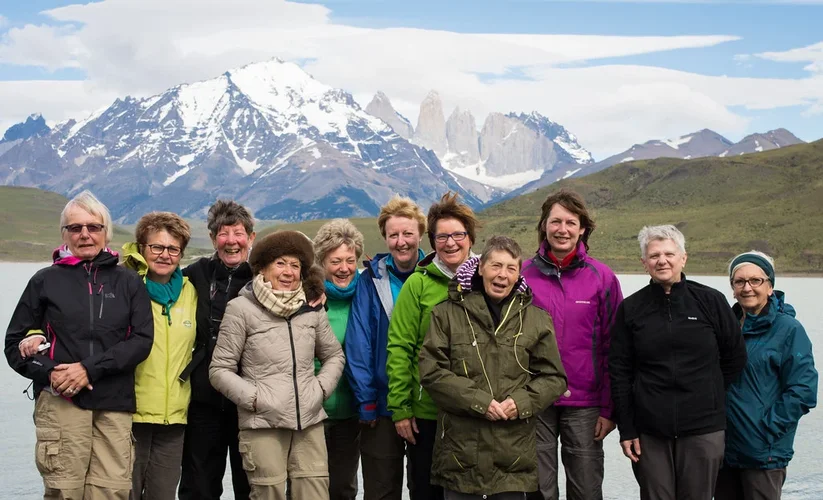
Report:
0,15,9,29
755,41,823,74
0,0,820,158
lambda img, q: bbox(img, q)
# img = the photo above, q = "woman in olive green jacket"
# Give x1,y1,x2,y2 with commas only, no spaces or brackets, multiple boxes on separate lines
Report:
420,237,568,500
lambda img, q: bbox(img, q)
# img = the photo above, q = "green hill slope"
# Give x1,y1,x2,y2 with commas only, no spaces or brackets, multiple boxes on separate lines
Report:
483,139,823,273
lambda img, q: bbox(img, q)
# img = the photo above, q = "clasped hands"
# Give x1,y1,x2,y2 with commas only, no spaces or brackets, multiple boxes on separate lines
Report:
485,397,518,421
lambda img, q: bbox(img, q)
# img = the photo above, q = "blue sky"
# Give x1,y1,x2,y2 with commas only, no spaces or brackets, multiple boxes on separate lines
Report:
0,0,821,158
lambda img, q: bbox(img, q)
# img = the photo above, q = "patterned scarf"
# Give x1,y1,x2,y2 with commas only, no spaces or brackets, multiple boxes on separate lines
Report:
252,274,306,318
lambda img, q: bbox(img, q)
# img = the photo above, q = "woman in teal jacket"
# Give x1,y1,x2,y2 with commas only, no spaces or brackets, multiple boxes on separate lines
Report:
716,251,818,500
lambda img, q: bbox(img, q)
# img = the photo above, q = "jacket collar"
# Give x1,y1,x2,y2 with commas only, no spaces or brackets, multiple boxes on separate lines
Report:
52,245,119,267
533,240,588,276
733,290,794,335
648,273,688,299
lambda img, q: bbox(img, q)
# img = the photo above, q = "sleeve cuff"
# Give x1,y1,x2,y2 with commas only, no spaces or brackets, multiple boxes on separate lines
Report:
359,403,378,421
508,389,534,419
391,408,414,422
470,390,494,416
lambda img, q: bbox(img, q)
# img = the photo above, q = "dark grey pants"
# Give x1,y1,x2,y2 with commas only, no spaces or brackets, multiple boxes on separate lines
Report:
631,430,725,500
530,406,603,500
715,466,787,500
325,417,361,500
360,417,407,500
131,422,186,500
444,490,527,500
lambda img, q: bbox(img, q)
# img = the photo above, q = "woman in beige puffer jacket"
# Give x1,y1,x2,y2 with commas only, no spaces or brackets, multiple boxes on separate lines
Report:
210,230,345,500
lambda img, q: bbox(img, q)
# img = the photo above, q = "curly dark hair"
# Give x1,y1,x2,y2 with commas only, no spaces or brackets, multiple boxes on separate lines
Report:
207,200,254,238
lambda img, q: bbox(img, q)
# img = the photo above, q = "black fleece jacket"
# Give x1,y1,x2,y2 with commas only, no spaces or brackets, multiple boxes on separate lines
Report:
609,275,747,441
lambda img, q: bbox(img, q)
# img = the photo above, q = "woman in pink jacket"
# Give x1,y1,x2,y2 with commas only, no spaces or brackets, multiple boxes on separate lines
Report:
521,189,623,500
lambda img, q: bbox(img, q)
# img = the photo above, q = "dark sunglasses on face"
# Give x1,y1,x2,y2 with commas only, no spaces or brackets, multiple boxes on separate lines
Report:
144,244,182,257
62,223,105,234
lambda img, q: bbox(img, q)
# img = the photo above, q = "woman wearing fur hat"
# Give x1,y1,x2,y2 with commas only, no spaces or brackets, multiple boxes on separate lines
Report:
209,230,346,500
715,251,817,500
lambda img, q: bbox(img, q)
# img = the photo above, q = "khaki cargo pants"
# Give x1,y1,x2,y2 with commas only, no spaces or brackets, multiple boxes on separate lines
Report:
34,391,134,500
238,422,329,500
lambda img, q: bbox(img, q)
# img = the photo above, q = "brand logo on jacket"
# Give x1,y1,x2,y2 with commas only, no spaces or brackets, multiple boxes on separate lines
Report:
183,320,193,328
575,300,591,304
688,316,698,320
105,293,115,299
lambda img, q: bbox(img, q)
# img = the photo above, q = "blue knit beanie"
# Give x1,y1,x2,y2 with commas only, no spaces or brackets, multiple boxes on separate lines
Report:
729,252,775,286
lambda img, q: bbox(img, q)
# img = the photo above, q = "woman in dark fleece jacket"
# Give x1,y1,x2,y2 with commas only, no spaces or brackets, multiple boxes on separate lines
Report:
7,190,154,500
609,224,747,500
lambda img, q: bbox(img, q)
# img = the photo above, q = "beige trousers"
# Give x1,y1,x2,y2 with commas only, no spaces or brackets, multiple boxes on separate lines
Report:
34,391,135,500
238,422,329,500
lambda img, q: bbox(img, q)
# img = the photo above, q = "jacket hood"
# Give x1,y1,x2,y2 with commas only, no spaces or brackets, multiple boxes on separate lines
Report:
52,244,119,267
453,256,529,296
366,249,426,277
733,290,795,336
121,242,148,277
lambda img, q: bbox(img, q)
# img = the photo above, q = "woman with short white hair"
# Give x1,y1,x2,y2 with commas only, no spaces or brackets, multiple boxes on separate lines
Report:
715,251,818,499
6,190,154,499
609,224,748,500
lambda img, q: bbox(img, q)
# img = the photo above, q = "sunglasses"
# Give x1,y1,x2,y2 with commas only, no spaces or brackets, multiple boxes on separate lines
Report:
62,223,105,234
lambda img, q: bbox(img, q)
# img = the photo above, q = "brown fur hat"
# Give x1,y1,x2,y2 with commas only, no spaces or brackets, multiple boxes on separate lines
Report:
249,230,314,277
303,264,326,304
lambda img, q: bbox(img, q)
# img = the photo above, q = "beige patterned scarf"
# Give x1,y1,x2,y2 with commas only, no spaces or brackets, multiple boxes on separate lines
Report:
251,274,306,318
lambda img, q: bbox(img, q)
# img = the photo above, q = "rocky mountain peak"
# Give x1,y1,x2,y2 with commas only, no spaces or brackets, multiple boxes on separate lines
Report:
413,90,447,156
2,113,51,143
445,106,480,166
365,91,414,139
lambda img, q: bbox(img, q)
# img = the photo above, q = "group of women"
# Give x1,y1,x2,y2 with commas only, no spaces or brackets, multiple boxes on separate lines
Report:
4,187,817,500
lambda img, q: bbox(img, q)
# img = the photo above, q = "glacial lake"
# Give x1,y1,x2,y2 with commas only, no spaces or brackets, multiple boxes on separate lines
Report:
1,262,820,499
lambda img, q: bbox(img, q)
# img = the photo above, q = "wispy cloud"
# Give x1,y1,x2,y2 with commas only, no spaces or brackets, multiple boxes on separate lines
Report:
756,41,823,74
0,0,820,157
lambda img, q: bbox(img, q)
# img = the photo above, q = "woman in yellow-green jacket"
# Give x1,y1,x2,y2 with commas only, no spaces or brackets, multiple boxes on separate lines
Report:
122,212,198,500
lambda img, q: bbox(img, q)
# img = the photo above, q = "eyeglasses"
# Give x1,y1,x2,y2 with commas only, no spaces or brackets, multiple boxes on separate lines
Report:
731,277,769,289
433,231,469,243
144,244,182,257
62,223,105,234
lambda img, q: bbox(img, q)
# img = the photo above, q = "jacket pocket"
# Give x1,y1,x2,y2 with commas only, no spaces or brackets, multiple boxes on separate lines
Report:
435,414,478,472
494,420,536,474
35,428,63,475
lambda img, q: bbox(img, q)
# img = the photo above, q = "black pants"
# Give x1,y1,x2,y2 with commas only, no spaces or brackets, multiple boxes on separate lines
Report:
361,417,407,500
325,417,361,500
715,466,787,500
407,418,443,500
632,430,725,500
178,401,251,500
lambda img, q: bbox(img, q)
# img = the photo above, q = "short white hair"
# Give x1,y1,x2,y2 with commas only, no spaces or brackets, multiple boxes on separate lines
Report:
60,190,114,243
638,224,686,258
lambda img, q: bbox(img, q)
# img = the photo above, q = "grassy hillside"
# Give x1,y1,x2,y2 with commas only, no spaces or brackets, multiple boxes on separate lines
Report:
4,139,822,273
482,138,823,273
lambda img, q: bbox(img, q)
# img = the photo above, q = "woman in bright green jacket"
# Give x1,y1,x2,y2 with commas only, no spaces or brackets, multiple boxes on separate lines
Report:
386,192,478,500
312,219,365,500
122,212,197,500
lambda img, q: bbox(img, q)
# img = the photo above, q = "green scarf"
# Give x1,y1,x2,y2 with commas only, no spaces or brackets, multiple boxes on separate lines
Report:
146,267,184,325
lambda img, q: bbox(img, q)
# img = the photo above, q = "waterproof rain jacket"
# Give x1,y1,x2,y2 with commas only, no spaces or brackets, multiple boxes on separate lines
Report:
386,252,450,422
344,253,411,421
122,243,198,425
5,247,154,412
725,291,818,470
420,257,568,495
609,275,748,441
521,241,622,418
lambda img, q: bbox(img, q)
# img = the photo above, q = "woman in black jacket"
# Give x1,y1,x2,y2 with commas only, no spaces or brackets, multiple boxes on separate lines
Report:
6,190,154,500
609,224,747,500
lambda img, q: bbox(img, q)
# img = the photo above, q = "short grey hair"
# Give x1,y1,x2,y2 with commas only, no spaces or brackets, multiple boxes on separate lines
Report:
313,219,365,264
638,224,686,258
60,190,113,243
480,235,523,267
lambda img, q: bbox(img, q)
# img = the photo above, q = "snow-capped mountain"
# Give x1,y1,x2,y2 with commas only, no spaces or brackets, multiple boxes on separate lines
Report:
0,59,484,222
364,91,595,194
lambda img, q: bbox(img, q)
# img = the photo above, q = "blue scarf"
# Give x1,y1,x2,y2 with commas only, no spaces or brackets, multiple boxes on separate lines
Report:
324,271,360,301
145,267,183,325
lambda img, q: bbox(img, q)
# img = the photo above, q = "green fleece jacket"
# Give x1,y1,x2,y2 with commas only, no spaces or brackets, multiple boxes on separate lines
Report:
386,252,451,422
315,297,357,420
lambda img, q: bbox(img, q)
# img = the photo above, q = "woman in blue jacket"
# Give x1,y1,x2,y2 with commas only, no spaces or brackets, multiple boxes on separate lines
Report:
716,251,818,500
